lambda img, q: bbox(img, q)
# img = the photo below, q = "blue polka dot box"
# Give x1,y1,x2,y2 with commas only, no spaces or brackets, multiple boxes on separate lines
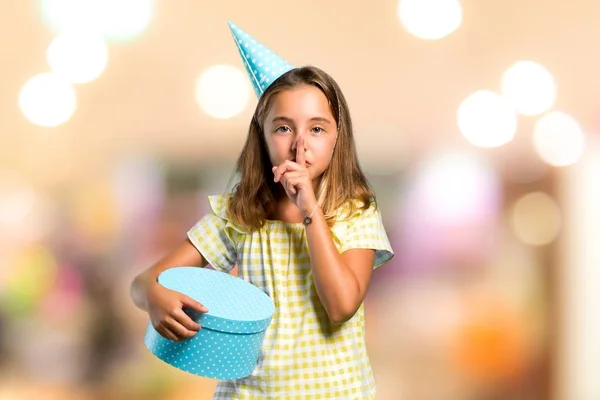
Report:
144,266,275,380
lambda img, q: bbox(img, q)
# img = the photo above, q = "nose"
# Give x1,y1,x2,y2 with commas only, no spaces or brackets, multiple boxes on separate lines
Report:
291,132,307,152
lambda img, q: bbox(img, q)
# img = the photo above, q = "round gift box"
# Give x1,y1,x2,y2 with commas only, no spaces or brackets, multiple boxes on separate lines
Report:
144,266,275,380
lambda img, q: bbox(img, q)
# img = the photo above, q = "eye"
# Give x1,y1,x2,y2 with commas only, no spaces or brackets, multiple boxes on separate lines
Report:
311,127,324,135
275,126,291,133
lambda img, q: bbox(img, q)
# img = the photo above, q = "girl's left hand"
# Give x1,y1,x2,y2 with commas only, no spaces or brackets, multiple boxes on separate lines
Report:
272,135,317,214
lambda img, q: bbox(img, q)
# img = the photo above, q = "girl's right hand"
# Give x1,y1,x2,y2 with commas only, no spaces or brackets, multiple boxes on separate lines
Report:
147,283,209,342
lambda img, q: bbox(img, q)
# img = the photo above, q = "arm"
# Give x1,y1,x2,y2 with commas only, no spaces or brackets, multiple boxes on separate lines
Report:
273,135,376,324
130,238,210,341
130,238,208,311
304,205,375,324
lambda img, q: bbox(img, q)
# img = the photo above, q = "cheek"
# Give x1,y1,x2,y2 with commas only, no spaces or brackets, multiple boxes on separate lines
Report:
264,136,288,162
264,137,274,155
312,138,336,159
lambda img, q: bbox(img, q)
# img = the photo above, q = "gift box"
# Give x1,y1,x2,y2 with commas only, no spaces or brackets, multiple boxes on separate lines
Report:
144,266,275,380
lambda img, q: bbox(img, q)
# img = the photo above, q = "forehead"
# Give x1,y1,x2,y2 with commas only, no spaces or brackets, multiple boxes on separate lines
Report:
266,85,334,121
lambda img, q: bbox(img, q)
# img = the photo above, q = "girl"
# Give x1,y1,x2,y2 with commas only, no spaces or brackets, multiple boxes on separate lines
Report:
131,24,394,400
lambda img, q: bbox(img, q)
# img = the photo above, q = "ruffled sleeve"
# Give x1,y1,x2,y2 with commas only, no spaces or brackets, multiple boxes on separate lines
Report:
186,194,244,273
335,200,394,269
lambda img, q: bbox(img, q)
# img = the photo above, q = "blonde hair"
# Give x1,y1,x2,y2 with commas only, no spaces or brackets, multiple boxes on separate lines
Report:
226,66,374,231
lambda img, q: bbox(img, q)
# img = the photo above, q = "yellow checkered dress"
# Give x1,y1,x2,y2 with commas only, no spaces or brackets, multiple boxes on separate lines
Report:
187,194,394,399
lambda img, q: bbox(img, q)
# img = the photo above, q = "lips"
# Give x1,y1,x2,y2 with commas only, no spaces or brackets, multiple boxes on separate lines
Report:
290,159,310,166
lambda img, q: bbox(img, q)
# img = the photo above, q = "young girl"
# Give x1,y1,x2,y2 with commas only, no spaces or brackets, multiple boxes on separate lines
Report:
131,23,394,399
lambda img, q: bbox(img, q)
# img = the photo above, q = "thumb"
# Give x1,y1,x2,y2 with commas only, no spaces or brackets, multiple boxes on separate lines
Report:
182,295,209,313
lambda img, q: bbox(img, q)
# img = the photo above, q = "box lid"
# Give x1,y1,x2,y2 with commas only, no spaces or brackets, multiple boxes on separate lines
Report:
158,267,275,334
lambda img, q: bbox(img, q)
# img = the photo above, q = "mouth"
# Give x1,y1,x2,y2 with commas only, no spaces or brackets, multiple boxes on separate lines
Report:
290,159,310,166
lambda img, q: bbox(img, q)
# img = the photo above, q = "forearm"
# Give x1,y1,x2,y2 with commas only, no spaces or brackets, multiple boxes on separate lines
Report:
304,206,362,323
130,238,207,311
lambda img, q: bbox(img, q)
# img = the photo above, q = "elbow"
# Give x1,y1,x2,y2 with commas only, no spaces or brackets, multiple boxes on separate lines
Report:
130,273,152,311
327,304,359,325
323,284,365,325
130,273,144,297
129,275,142,308
318,273,366,324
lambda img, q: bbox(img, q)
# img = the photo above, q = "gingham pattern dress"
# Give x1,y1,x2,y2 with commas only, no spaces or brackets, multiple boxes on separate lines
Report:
187,194,394,399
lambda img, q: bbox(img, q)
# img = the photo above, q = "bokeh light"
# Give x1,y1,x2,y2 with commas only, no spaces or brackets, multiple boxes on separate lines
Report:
501,61,556,116
510,191,562,246
397,0,462,40
0,172,56,246
533,111,586,167
40,264,84,321
1,245,59,316
395,150,503,270
18,72,77,127
195,65,251,119
41,0,90,32
413,150,502,224
451,299,530,384
42,0,155,42
2,194,58,248
0,170,35,225
46,30,108,84
458,90,518,148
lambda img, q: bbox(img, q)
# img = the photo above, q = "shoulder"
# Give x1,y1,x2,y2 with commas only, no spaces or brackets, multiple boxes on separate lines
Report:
333,196,378,224
205,193,248,235
334,197,394,267
207,193,231,219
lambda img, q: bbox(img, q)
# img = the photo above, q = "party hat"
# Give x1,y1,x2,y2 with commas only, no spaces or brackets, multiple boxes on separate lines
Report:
228,21,295,97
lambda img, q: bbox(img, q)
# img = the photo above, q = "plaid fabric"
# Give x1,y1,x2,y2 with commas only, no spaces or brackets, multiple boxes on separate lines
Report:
187,195,394,399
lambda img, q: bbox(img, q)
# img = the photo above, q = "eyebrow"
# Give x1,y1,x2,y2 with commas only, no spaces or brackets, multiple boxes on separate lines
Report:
271,116,333,125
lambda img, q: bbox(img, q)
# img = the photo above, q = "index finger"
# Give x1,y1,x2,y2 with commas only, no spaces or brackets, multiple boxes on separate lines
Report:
296,135,305,166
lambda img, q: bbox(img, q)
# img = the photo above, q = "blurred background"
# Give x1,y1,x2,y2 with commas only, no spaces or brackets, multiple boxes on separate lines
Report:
1,0,599,399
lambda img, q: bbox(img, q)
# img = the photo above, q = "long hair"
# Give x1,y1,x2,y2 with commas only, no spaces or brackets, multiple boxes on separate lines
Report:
226,66,374,231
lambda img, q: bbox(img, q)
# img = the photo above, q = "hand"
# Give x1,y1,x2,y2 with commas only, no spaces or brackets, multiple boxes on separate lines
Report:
272,135,317,214
147,283,209,342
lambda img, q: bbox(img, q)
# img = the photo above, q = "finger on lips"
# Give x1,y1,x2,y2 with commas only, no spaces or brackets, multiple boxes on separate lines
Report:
272,135,307,183
296,135,305,165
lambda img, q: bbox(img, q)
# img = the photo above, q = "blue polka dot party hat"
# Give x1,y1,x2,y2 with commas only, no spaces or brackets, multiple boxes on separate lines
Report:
228,21,295,98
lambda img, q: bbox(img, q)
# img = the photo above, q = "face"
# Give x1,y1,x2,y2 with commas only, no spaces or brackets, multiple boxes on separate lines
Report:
262,85,338,186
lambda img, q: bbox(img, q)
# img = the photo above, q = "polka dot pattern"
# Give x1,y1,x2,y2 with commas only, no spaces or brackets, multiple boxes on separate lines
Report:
145,323,265,380
228,21,294,98
144,267,275,379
